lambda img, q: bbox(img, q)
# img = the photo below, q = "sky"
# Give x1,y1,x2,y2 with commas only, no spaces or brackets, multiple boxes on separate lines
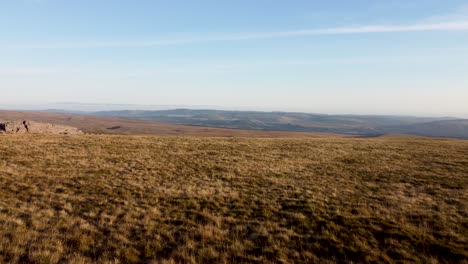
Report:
1,0,468,117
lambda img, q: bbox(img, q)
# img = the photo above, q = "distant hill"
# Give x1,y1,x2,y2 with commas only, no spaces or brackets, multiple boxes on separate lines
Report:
384,119,468,139
4,109,466,139
0,110,348,138
86,109,466,139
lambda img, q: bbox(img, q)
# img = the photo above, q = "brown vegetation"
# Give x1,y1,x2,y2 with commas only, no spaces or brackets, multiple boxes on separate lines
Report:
0,134,467,263
0,110,349,138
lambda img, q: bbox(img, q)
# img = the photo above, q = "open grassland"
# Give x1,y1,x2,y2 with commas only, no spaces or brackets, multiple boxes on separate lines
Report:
0,134,467,264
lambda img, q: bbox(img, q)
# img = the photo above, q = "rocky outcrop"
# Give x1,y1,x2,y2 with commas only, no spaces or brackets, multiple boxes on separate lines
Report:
0,120,84,135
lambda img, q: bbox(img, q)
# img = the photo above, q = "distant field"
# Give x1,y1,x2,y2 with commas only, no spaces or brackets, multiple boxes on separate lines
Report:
0,134,467,263
88,109,468,139
0,110,349,138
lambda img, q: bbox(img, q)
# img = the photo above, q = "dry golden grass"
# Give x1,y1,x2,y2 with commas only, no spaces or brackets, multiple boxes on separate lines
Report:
0,134,467,263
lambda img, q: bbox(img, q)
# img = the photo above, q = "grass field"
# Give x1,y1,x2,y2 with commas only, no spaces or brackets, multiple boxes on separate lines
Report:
0,134,467,263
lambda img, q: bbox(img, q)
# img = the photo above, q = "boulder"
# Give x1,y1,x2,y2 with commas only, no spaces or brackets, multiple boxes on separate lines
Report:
0,120,84,135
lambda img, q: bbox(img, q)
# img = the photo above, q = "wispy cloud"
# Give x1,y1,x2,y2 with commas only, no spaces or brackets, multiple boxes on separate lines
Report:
423,4,468,23
4,21,468,49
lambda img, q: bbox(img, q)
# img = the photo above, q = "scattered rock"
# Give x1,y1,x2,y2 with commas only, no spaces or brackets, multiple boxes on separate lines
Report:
0,120,84,135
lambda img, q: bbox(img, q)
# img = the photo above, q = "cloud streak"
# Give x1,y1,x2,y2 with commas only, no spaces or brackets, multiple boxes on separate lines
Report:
5,21,468,49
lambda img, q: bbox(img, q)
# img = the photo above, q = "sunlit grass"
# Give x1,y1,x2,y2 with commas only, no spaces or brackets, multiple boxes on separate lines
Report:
0,134,467,263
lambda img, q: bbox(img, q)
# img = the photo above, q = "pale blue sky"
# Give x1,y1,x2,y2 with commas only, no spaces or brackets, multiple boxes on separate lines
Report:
1,0,468,117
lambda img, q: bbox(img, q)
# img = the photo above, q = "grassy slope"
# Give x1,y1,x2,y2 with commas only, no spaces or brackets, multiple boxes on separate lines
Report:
0,134,467,264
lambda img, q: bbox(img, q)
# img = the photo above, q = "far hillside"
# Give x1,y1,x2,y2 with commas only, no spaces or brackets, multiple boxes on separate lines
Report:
384,119,468,139
86,109,467,139
0,110,348,138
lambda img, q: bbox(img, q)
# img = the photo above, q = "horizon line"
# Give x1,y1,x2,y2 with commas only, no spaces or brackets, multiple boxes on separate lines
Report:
0,104,466,119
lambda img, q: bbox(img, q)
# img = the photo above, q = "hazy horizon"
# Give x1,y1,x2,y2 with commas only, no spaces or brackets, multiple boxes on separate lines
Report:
1,0,468,117
1,101,467,119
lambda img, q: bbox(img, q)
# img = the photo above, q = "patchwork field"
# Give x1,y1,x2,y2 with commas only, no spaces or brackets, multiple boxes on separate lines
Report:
0,134,467,263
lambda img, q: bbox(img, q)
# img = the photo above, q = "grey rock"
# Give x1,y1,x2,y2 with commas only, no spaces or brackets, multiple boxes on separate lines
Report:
0,120,83,135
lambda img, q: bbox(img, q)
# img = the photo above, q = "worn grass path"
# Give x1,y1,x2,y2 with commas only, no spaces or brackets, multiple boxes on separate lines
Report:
0,134,467,263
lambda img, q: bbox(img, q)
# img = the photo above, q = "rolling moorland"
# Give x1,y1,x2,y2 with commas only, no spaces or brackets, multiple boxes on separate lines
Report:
0,110,348,138
0,133,467,263
86,109,468,139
